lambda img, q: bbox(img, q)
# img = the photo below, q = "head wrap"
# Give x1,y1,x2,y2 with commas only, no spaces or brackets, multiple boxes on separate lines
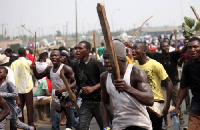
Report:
104,40,126,62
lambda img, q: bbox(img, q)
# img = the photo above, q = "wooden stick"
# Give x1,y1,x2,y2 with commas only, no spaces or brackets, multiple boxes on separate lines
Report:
190,6,200,20
174,29,177,49
97,3,120,80
93,30,98,60
60,72,79,113
128,16,153,44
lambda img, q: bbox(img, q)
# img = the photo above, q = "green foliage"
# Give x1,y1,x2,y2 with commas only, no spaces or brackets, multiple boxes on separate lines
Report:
182,16,200,39
195,21,200,31
184,17,195,28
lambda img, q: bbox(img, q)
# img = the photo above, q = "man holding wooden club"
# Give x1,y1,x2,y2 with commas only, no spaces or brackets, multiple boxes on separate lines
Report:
101,40,153,130
31,49,79,130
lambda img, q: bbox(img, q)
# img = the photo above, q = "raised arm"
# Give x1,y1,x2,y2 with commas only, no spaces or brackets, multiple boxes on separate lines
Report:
31,62,51,79
0,95,10,122
114,66,154,106
100,72,111,128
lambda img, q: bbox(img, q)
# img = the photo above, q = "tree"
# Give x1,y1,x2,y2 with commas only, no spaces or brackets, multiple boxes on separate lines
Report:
56,30,62,37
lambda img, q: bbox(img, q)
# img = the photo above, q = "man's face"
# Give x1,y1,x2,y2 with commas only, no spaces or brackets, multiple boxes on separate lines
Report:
132,44,144,60
60,56,67,63
184,40,189,46
103,52,112,73
50,50,60,65
161,42,169,54
0,69,6,80
5,52,11,57
187,40,200,60
76,43,88,60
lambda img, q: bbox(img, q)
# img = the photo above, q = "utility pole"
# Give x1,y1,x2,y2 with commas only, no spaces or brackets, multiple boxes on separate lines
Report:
75,0,78,45
66,22,69,43
0,24,8,40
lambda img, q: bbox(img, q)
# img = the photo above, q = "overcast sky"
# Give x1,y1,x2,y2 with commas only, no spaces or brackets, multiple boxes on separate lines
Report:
0,0,200,37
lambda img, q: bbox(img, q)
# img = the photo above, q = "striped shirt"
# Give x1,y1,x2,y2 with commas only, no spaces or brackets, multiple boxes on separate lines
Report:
11,57,33,94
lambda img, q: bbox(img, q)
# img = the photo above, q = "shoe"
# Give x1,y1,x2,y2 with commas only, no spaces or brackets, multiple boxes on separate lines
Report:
60,122,66,126
65,128,72,130
162,124,170,130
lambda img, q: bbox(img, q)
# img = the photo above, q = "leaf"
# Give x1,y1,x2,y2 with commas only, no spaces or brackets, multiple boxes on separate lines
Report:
195,21,200,31
184,17,195,28
182,23,186,28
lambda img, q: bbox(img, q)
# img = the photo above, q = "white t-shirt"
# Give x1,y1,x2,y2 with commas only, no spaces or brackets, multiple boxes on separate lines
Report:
5,66,16,86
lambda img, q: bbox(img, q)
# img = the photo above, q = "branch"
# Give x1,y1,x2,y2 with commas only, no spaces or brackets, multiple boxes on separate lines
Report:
128,16,153,44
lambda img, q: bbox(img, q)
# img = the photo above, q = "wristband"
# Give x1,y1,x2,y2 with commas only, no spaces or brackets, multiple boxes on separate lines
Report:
103,127,111,130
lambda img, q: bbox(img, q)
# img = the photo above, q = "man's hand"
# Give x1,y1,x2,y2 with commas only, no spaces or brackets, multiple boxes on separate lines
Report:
170,108,179,119
82,86,96,95
30,62,36,70
55,87,66,93
162,106,168,116
114,79,129,92
16,97,21,108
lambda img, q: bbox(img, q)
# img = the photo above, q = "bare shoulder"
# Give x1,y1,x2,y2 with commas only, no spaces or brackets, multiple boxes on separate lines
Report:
46,66,53,72
62,65,73,72
101,71,108,79
100,71,108,87
131,65,147,82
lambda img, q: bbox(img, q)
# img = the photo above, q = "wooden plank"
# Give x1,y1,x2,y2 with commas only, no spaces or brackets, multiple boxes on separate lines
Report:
174,29,177,49
97,3,120,80
191,6,200,20
93,30,98,60
60,72,79,113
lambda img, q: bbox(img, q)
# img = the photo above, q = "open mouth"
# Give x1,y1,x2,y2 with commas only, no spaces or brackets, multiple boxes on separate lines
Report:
190,53,196,57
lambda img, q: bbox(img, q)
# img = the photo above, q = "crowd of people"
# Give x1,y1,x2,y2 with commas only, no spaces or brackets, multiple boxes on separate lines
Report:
0,36,200,130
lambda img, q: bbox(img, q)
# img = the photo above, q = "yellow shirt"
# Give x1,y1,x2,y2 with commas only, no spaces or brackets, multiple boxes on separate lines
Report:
11,57,33,94
135,59,168,101
126,56,133,64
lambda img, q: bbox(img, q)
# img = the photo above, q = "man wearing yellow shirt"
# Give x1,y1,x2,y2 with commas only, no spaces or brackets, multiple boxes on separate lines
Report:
11,48,34,127
132,42,173,130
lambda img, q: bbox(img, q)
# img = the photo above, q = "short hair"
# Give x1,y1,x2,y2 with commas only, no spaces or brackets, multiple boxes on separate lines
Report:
18,48,26,56
5,48,12,53
0,66,8,74
70,52,77,60
38,53,46,61
43,52,48,57
101,42,105,46
91,47,96,53
59,46,66,52
160,41,169,48
135,42,146,50
51,49,60,55
188,37,200,43
70,48,76,53
79,41,91,51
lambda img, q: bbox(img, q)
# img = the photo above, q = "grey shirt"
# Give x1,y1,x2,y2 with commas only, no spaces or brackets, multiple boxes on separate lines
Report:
0,81,18,119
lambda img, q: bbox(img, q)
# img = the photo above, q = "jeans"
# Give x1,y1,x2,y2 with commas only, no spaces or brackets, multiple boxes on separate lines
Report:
51,100,79,130
79,102,103,130
0,118,33,130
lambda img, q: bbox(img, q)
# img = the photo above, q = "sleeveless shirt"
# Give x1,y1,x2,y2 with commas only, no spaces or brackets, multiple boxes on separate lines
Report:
106,64,152,130
50,64,65,90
